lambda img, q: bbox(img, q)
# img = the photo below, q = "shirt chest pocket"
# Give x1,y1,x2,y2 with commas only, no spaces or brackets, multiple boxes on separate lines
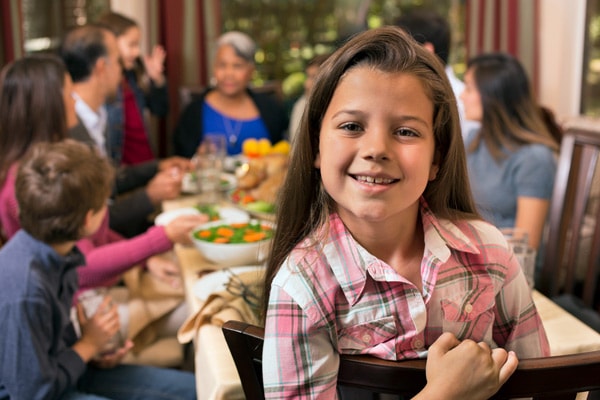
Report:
440,287,496,339
337,316,397,352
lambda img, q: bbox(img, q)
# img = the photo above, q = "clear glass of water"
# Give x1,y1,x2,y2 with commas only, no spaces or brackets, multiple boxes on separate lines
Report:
194,134,227,202
500,228,536,289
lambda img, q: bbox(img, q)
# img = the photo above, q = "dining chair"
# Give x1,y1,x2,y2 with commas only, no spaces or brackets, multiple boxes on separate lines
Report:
221,319,600,400
538,125,600,331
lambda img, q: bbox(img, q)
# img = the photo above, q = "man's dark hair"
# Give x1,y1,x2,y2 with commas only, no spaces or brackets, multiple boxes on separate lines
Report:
59,24,110,83
395,8,451,65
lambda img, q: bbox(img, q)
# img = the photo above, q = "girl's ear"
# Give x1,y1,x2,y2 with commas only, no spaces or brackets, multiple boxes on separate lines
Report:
314,152,321,169
429,151,441,181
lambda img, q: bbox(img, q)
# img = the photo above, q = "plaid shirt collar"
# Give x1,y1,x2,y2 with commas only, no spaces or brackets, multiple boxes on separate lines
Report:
324,197,481,307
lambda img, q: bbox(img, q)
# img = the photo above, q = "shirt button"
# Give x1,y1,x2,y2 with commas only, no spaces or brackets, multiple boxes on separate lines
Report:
362,334,372,344
412,339,424,349
465,303,473,314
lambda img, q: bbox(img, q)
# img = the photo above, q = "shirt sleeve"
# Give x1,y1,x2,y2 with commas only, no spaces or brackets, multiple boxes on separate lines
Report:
263,282,340,400
1,295,85,399
0,166,21,239
513,145,557,199
76,224,172,289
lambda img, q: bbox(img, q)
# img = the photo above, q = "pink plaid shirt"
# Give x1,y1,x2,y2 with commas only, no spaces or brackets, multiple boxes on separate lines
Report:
263,200,550,399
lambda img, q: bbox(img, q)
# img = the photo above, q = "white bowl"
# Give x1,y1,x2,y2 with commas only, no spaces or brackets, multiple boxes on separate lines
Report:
154,207,201,226
190,220,274,267
155,206,249,226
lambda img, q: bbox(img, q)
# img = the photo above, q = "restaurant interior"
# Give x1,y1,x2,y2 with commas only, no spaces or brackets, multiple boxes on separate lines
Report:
2,0,600,399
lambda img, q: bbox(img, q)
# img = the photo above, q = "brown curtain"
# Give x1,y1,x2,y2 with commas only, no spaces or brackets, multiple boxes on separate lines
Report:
465,0,539,93
156,0,209,157
0,0,24,66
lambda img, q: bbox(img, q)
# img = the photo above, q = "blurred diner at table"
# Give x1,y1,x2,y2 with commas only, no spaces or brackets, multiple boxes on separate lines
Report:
173,30,288,157
0,53,207,367
60,23,190,238
462,53,561,252
96,11,170,166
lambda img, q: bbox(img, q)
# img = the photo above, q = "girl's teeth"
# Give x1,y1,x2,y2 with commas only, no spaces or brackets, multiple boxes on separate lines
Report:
356,175,393,184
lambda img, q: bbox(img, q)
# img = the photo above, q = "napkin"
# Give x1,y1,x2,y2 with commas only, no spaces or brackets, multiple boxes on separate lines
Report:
178,269,264,343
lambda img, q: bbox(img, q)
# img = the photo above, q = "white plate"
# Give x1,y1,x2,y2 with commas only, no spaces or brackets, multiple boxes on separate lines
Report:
154,207,201,226
192,265,265,302
215,206,250,223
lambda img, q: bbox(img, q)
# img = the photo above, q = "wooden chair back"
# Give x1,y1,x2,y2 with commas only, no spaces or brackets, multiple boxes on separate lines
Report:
539,126,600,315
222,320,600,399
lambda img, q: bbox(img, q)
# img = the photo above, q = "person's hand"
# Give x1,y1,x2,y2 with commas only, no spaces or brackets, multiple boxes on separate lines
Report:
90,340,134,369
163,214,208,245
414,332,518,400
143,45,166,86
159,156,193,173
76,297,121,359
146,252,182,288
145,169,183,204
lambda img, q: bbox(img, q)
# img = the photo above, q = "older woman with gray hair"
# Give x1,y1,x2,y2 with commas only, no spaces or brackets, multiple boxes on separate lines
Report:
173,31,288,157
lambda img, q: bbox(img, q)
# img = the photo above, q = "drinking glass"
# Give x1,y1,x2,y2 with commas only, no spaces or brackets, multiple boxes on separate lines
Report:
78,288,124,355
194,134,227,203
501,228,536,289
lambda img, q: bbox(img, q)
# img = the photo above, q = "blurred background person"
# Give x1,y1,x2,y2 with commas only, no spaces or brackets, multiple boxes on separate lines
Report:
395,7,480,139
0,54,206,366
461,52,560,252
173,31,288,157
60,23,187,238
288,53,329,143
97,11,168,166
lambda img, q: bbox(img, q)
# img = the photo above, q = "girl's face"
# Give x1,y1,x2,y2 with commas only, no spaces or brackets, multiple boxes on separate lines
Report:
461,69,483,121
117,26,141,70
213,45,254,97
63,73,78,129
315,67,439,225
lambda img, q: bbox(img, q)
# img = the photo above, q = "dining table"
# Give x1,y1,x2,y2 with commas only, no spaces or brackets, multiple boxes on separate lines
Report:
163,194,600,400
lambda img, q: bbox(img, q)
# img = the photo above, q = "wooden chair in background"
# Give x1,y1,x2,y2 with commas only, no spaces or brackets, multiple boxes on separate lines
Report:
538,125,600,331
222,320,600,400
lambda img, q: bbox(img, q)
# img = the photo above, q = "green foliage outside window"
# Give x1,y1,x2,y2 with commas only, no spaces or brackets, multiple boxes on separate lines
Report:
220,0,466,100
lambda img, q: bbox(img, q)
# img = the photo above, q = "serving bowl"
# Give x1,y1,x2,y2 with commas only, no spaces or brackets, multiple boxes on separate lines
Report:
190,220,274,266
155,206,248,226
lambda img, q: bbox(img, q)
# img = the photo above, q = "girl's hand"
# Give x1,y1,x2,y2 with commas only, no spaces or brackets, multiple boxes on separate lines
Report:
164,214,208,245
415,332,518,400
146,253,182,288
143,45,166,86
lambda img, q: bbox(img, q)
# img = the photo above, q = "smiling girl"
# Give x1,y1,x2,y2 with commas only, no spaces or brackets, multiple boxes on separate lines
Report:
261,26,549,400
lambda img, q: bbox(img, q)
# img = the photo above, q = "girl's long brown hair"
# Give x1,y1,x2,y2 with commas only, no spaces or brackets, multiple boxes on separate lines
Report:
0,54,68,186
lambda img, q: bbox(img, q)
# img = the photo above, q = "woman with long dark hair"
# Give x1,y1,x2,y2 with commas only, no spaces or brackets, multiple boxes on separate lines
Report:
461,53,560,250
